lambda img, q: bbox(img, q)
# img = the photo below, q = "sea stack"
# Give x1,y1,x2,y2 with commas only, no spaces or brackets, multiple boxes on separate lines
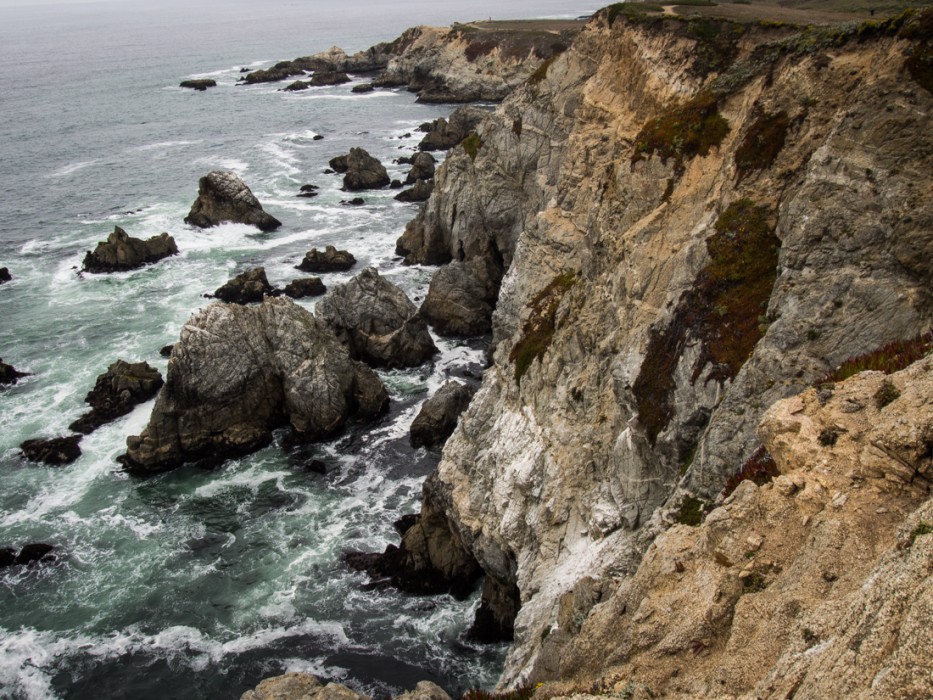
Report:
184,171,282,231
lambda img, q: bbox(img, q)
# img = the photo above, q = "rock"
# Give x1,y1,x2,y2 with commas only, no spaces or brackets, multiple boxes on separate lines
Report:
120,297,388,475
0,548,15,567
296,246,356,273
284,277,326,299
82,227,178,273
184,171,281,232
14,543,56,566
179,79,216,91
241,673,367,700
309,71,350,86
390,179,404,189
68,359,164,434
420,256,502,336
395,682,451,700
410,381,475,448
316,267,438,368
352,83,374,93
313,134,324,141
283,80,310,92
159,345,174,358
21,435,82,466
0,359,29,386
341,198,365,206
417,106,486,151
297,184,320,198
213,267,276,304
394,179,433,203
331,148,390,191
0,267,10,283
405,152,436,184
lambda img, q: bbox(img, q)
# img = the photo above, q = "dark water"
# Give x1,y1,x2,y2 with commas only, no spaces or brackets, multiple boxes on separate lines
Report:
0,1,599,697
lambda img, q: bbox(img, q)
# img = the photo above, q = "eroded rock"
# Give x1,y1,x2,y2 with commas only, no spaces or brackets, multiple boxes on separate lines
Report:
213,267,276,304
69,359,164,434
184,171,281,232
330,148,390,191
410,381,475,448
296,246,356,273
284,277,326,299
21,435,82,466
82,227,178,273
394,179,433,203
405,152,436,184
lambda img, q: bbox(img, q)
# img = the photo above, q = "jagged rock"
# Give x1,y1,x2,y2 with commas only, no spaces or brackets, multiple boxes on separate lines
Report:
284,277,326,299
0,359,28,386
467,576,521,643
316,267,437,368
410,381,475,448
68,359,164,434
239,60,309,84
14,543,56,566
0,267,10,283
82,227,178,273
417,106,486,151
352,83,374,93
213,267,276,304
395,682,451,700
120,297,388,475
241,673,368,700
329,148,390,191
296,246,356,273
21,435,82,465
184,171,281,232
394,179,433,203
179,79,216,91
420,256,502,336
405,152,436,184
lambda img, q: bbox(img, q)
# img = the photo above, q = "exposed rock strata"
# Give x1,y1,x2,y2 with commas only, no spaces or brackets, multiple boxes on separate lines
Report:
410,381,475,448
82,227,178,273
69,359,164,434
213,267,276,304
185,171,281,232
120,297,388,475
397,8,933,686
316,267,437,368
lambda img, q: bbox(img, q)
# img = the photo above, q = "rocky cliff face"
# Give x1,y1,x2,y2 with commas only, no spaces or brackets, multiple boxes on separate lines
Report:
400,7,933,686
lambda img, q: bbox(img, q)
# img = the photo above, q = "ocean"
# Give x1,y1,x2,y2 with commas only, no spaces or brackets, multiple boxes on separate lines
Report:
0,0,601,698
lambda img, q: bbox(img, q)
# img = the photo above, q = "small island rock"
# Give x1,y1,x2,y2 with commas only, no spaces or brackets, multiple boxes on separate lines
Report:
394,179,433,203
179,79,217,91
405,152,436,184
213,267,276,304
21,435,82,466
284,277,327,299
185,171,282,232
330,148,389,191
296,246,356,273
69,359,164,434
410,381,475,448
82,227,178,274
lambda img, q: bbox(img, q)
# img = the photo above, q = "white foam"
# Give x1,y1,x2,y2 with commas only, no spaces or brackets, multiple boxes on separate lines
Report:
48,160,98,178
128,140,202,153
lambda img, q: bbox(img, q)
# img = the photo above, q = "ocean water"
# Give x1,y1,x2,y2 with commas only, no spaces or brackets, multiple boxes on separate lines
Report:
0,0,601,698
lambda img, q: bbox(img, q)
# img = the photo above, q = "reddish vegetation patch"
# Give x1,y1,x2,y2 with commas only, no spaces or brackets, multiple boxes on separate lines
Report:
817,331,933,385
466,39,498,62
735,110,790,179
633,200,780,444
510,272,577,383
632,92,730,173
722,445,779,499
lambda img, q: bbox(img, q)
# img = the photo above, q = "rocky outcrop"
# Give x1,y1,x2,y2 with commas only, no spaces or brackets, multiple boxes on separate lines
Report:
394,179,433,203
0,359,28,386
316,267,437,368
296,246,356,273
329,148,390,191
184,171,281,232
179,79,216,91
21,435,82,465
69,359,164,434
420,255,502,337
410,381,475,448
241,673,452,700
405,152,436,183
212,267,276,304
120,297,388,475
395,8,933,686
416,106,487,152
82,227,178,273
284,277,326,299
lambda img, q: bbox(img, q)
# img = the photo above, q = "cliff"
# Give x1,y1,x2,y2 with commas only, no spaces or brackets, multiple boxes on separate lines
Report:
396,5,933,689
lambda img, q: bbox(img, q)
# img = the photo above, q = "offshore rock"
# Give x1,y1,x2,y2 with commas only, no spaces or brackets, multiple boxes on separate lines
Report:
184,171,281,232
405,151,436,184
120,297,388,475
296,245,356,273
331,148,390,191
0,359,29,386
410,381,475,448
316,267,437,368
420,255,502,337
417,106,486,151
309,71,351,86
13,543,56,566
69,359,164,434
394,179,433,203
0,267,11,283
20,435,82,466
82,227,178,273
179,79,216,91
213,267,276,304
284,277,326,299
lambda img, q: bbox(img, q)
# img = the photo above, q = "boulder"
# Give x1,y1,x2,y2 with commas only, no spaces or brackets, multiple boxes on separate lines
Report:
82,227,178,273
351,83,374,93
179,79,216,91
420,256,502,336
213,267,276,304
394,179,433,203
184,171,281,232
68,359,164,434
119,297,388,475
296,246,356,273
308,71,350,86
0,267,10,283
21,435,82,466
316,267,438,368
0,359,28,386
405,152,436,184
417,106,486,151
284,277,326,299
410,381,475,448
330,148,389,191
283,80,310,92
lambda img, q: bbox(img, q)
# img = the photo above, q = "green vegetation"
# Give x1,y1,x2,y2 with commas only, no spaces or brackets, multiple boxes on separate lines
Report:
874,379,901,408
633,200,779,443
509,272,577,383
722,445,779,498
605,3,664,25
816,331,933,384
632,92,730,172
909,521,933,547
528,53,559,85
675,495,706,526
461,132,483,161
742,571,768,594
735,111,790,179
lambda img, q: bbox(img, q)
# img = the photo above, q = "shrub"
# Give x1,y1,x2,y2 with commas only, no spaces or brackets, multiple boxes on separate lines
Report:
461,132,483,161
909,522,933,547
675,496,706,526
874,379,900,409
632,91,729,172
510,272,577,383
722,445,778,498
735,111,790,179
816,331,933,385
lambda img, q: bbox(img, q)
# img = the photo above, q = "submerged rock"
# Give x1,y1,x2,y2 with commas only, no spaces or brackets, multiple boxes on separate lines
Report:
68,359,164,434
184,171,281,232
316,267,437,368
82,227,178,273
120,297,388,475
179,79,216,91
410,381,475,448
0,359,29,386
296,245,356,273
284,277,326,299
330,148,390,191
21,435,82,466
213,267,276,304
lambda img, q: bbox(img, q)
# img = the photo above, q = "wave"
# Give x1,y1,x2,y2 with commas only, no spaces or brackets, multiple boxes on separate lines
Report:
47,160,99,178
